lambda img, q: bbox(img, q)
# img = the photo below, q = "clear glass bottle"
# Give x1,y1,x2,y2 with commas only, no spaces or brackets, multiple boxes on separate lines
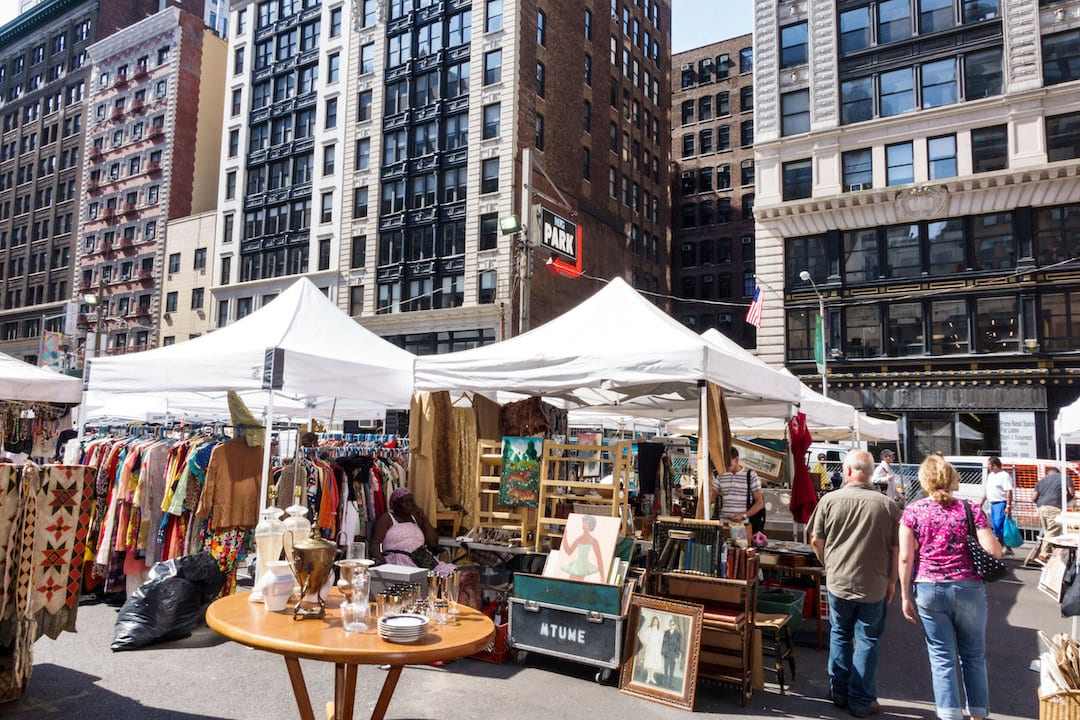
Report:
252,499,285,601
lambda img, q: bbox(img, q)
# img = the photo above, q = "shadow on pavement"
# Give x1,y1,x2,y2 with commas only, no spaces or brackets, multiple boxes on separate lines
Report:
1,666,232,719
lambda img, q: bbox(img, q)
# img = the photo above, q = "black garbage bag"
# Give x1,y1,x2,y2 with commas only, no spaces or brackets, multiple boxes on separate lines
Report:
111,553,226,651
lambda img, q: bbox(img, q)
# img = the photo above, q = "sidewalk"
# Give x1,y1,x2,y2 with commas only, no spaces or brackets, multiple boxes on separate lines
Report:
5,549,1065,719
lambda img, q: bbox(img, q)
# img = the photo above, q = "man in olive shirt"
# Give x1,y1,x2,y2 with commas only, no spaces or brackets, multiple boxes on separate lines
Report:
810,449,901,718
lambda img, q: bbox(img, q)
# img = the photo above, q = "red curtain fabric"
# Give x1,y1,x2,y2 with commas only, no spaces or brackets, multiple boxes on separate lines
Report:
788,412,818,524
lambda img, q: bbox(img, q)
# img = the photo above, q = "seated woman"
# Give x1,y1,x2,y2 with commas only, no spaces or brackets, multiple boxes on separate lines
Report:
371,488,454,574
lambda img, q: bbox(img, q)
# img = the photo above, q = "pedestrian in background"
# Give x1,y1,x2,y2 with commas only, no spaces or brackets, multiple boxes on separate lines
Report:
899,454,999,720
810,449,902,718
980,457,1014,555
1031,467,1073,566
871,449,902,504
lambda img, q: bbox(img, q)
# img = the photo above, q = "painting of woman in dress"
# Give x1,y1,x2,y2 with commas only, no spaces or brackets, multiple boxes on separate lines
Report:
636,613,665,685
543,513,622,584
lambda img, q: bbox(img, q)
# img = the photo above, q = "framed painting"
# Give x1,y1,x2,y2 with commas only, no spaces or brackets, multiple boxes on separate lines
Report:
619,595,703,711
731,438,785,484
500,436,542,507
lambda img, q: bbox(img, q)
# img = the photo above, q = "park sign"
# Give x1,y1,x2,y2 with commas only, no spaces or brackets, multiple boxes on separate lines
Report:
539,208,582,278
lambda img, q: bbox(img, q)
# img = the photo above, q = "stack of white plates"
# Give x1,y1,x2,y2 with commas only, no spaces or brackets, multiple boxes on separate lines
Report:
377,614,429,643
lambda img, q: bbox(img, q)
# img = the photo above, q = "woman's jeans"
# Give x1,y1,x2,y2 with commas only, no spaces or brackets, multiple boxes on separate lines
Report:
914,581,989,720
827,592,887,713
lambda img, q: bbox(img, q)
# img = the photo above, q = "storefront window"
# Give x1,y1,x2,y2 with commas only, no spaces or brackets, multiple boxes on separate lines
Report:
845,304,881,358
786,308,815,361
930,299,968,355
886,302,924,356
974,296,1018,353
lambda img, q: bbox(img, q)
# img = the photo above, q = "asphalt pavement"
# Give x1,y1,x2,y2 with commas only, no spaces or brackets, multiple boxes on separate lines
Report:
1,546,1065,720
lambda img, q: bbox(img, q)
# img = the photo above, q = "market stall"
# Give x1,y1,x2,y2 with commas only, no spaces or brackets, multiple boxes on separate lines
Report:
86,277,416,503
0,352,93,701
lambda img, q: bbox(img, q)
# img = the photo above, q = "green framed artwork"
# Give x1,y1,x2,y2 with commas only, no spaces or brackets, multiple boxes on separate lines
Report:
500,436,542,507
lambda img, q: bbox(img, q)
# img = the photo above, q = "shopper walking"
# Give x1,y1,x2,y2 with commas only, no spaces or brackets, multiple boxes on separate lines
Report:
899,454,1000,720
980,457,1014,555
871,449,902,503
810,449,901,718
1031,467,1073,566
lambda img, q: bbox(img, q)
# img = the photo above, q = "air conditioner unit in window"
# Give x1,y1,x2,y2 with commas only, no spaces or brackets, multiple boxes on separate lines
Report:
718,313,732,323
847,183,867,192
742,236,753,245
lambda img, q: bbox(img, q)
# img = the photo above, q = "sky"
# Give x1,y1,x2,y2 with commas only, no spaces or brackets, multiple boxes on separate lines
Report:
672,0,754,53
0,0,755,48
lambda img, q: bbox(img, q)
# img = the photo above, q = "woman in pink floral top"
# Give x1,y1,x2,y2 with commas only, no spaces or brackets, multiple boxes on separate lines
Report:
899,455,1002,720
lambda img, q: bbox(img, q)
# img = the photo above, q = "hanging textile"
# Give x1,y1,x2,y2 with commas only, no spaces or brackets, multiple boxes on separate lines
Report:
698,382,732,519
788,412,818,524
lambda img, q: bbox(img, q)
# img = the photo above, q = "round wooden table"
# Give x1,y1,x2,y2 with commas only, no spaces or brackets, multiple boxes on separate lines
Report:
206,591,495,720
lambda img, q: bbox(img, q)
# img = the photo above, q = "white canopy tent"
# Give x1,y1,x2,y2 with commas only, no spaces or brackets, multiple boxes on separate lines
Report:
0,350,82,404
415,277,803,511
87,277,416,501
1056,397,1080,514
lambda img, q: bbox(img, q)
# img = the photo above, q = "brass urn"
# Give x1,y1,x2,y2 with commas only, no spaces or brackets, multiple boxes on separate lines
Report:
286,524,336,620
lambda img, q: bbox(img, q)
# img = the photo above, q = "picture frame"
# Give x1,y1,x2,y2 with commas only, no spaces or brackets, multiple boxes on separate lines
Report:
731,438,785,484
619,595,703,711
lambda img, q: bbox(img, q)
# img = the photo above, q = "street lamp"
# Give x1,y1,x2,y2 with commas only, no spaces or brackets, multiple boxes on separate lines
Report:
799,269,828,398
82,276,107,364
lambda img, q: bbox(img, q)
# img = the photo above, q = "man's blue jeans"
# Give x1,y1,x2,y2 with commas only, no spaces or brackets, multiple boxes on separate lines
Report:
914,581,989,720
828,591,887,713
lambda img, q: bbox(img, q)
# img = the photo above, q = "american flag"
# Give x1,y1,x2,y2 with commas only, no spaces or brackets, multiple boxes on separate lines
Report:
745,287,763,328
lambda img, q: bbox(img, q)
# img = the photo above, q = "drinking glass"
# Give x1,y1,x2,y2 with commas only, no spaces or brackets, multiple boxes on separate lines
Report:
447,569,461,615
434,599,449,625
341,601,370,634
346,542,368,561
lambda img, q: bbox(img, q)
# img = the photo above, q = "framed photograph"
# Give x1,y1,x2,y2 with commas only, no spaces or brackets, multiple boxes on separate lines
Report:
731,438,785,484
619,595,703,711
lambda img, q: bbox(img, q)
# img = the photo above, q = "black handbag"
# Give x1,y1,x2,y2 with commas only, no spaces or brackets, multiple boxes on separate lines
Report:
963,501,1007,582
746,470,766,535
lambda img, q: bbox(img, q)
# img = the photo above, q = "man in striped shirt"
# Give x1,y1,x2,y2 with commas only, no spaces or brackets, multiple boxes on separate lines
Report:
711,447,764,523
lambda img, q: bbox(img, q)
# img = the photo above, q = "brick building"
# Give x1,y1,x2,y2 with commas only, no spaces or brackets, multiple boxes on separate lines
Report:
215,0,672,353
76,6,225,360
0,0,207,366
671,34,757,346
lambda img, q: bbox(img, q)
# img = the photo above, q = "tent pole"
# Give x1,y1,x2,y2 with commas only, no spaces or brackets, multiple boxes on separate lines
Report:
259,391,275,508
698,381,710,519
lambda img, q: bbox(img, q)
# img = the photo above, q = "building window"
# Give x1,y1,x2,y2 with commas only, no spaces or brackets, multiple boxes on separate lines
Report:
841,77,873,124
886,224,921,277
351,235,367,269
483,103,500,138
975,296,1018,352
921,58,957,108
740,85,753,112
1044,29,1080,85
927,219,965,275
879,0,912,44
740,120,754,147
972,212,1014,271
168,252,181,273
886,142,914,186
929,299,968,355
699,129,713,154
880,67,914,117
842,149,872,190
682,134,695,158
486,0,503,32
1047,112,1080,162
478,270,497,304
928,135,957,180
484,50,501,85
717,164,731,190
1040,290,1080,352
919,0,955,34
228,129,238,157
843,229,879,283
360,44,374,74
481,158,499,193
165,292,178,312
355,138,371,170
965,48,1002,99
537,9,546,45
717,125,731,150
326,97,339,128
840,6,871,54
536,62,545,97
535,113,545,150
318,238,331,271
330,7,343,35
786,308,817,361
971,125,1008,173
320,191,333,223
887,302,924,356
741,159,755,187
781,90,810,136
353,187,369,218
323,145,336,175
584,53,592,84
780,23,808,68
739,47,752,73
782,159,812,201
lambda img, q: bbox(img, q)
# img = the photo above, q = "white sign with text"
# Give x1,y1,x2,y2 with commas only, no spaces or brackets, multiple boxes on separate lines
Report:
999,411,1037,457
